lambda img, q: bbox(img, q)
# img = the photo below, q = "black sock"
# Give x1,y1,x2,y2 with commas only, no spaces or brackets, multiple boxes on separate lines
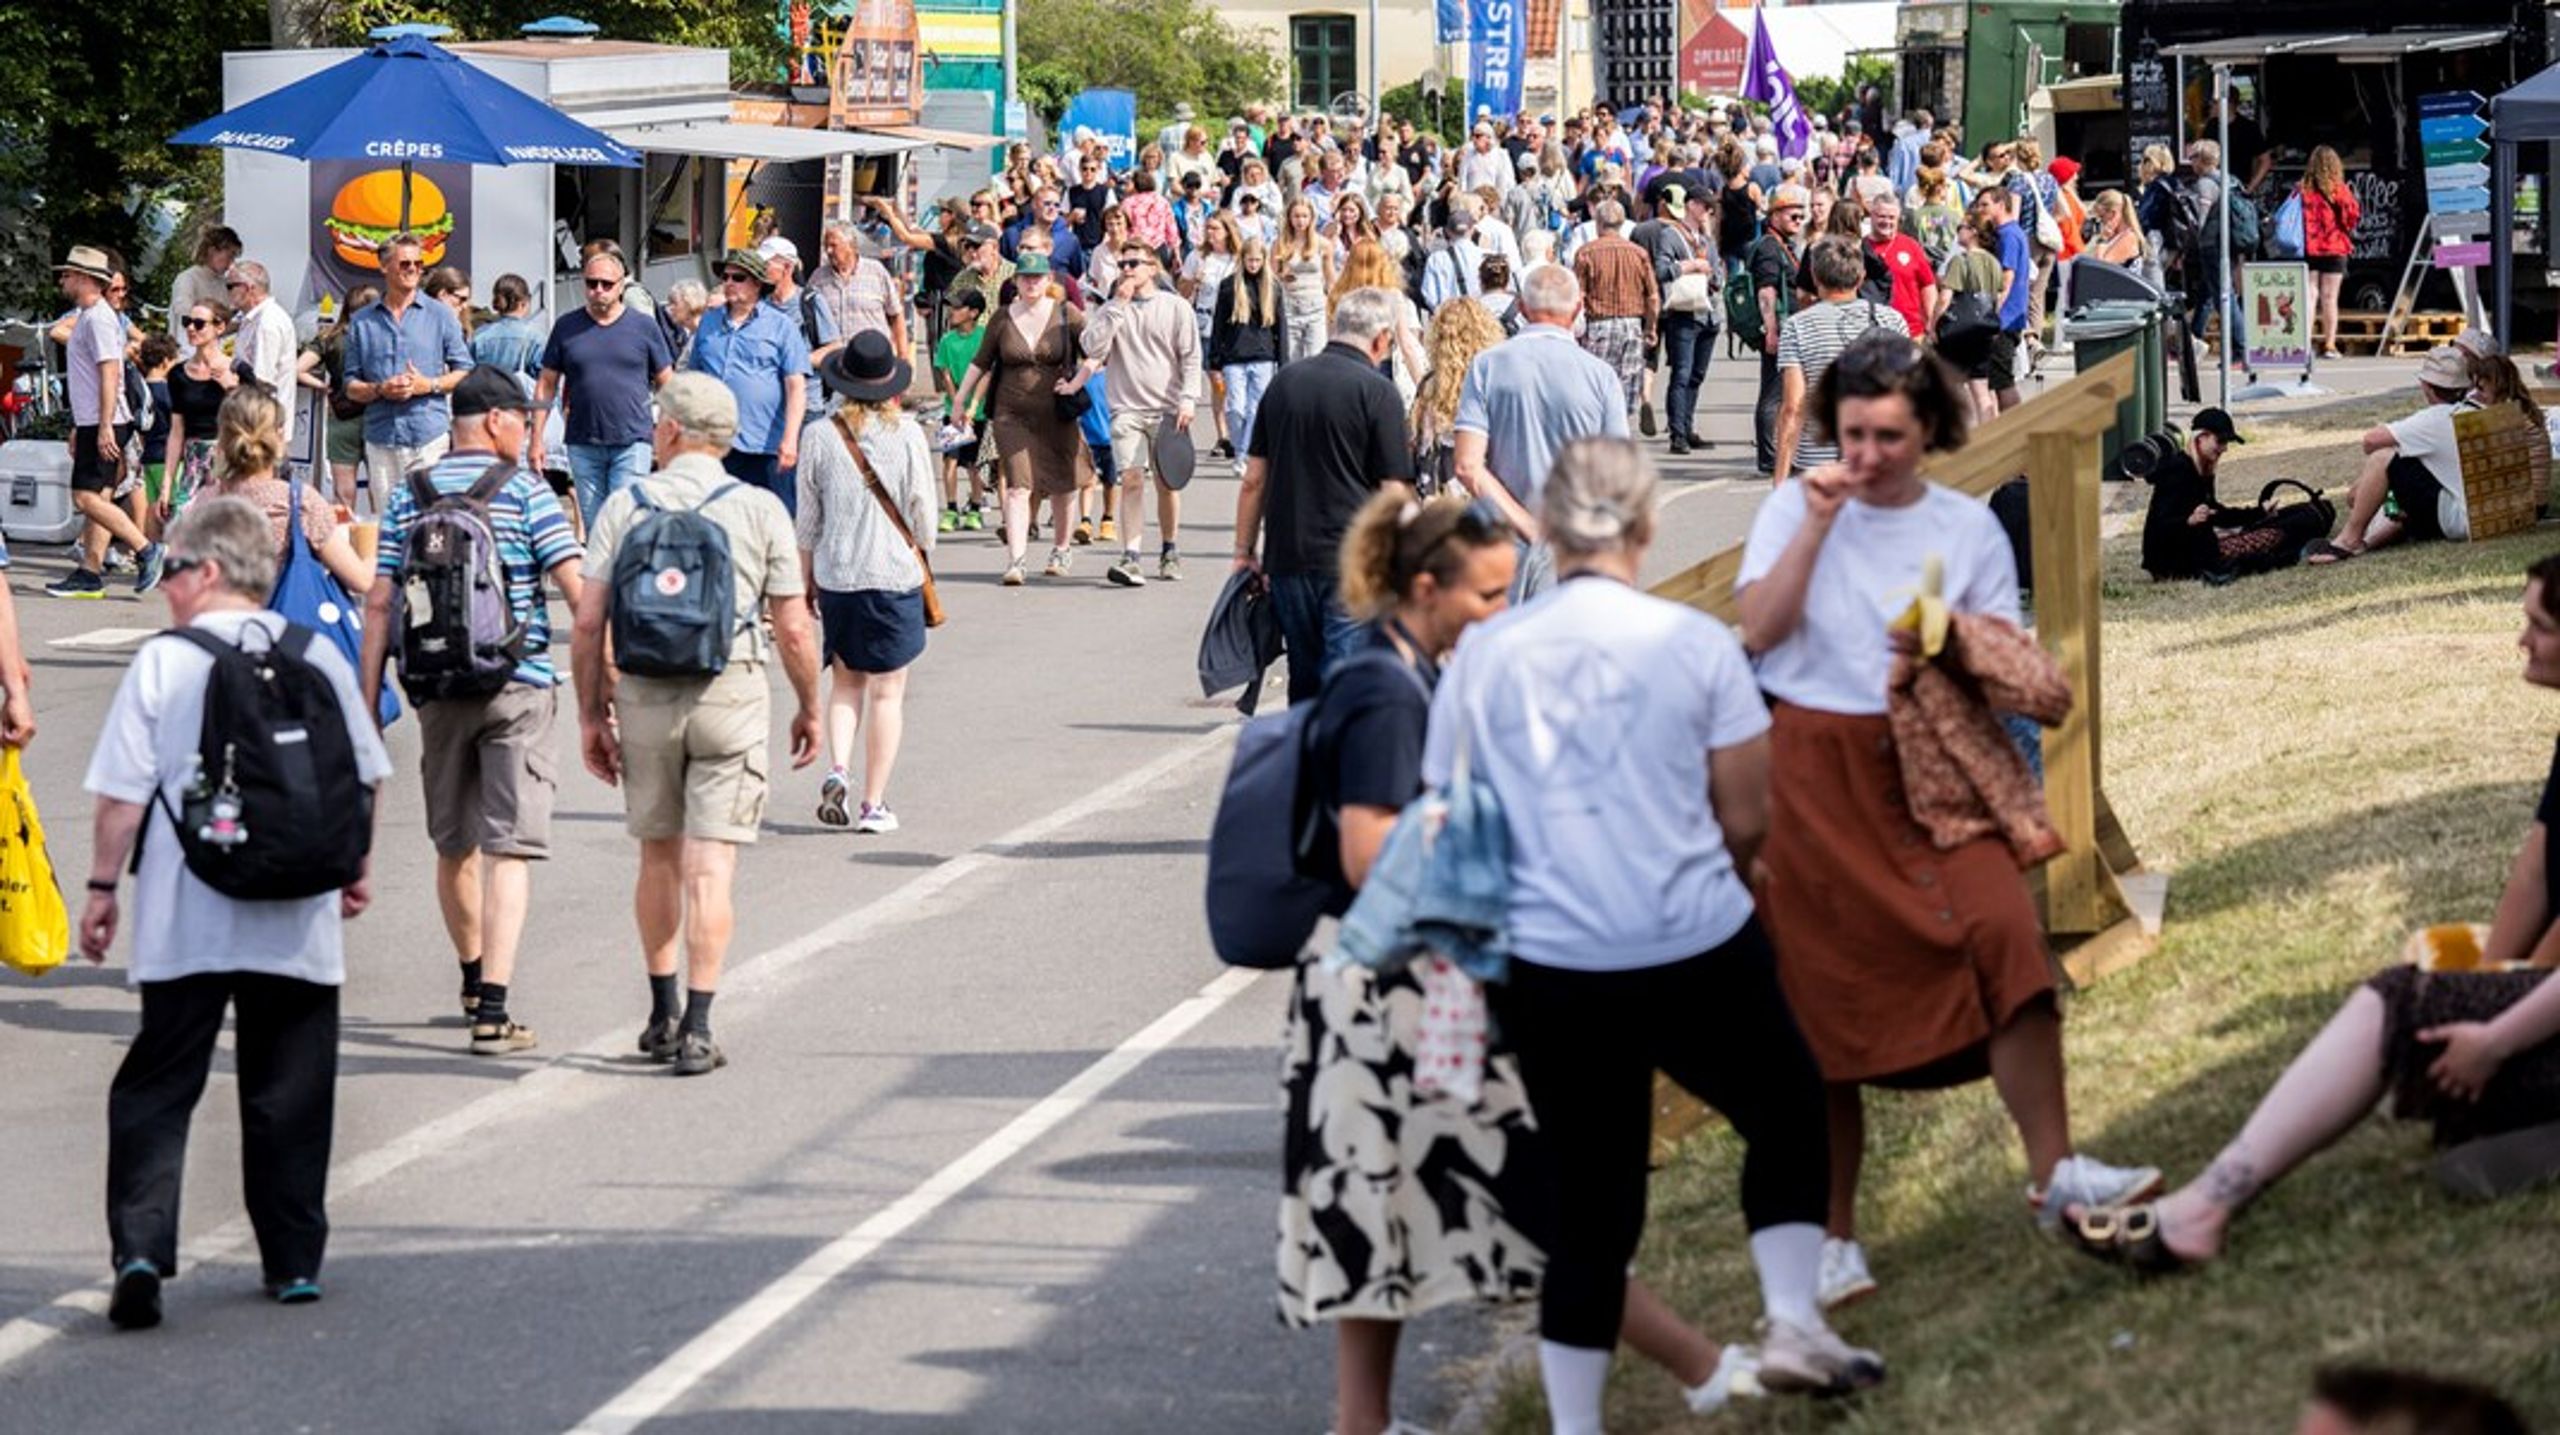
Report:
649,973,680,1025
681,988,716,1036
1161,542,1178,558
459,958,484,999
476,982,509,1026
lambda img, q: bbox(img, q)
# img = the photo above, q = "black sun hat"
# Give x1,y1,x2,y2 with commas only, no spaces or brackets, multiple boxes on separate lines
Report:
816,328,913,405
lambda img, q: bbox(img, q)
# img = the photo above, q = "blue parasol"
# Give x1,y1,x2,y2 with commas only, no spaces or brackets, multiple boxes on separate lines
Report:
170,34,639,228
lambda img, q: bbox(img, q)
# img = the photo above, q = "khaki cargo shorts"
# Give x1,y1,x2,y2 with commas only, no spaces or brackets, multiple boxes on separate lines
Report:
417,682,560,859
1109,409,1169,482
615,665,772,844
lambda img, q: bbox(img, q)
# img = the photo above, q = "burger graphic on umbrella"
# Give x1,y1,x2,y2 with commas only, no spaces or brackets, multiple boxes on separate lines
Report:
324,168,454,270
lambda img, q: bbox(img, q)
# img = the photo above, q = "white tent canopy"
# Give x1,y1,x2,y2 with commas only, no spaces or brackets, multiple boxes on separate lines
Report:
1755,3,1897,83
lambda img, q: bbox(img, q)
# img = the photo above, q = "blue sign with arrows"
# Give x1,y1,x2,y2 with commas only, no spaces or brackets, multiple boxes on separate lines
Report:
2421,113,2490,145
2427,186,2492,213
2419,90,2487,117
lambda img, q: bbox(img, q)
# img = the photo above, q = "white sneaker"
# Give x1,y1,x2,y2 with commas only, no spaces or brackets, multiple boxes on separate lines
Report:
1817,1237,1878,1311
1757,1316,1886,1396
1685,1343,1766,1413
2033,1153,2164,1232
853,802,900,835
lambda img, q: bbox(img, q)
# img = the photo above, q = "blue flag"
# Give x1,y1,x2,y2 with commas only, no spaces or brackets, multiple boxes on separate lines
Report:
1467,0,1523,123
1060,88,1139,172
1436,0,1465,45
1741,6,1811,162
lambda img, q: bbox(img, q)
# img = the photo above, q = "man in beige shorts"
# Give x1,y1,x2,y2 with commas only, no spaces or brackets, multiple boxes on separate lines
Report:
570,373,821,1077
1078,239,1199,587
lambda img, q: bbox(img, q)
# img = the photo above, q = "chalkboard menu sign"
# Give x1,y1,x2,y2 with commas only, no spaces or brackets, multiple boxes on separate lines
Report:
2127,45,2176,162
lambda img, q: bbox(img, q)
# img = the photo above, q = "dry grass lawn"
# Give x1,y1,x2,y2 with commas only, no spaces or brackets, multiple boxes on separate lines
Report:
1484,422,2560,1432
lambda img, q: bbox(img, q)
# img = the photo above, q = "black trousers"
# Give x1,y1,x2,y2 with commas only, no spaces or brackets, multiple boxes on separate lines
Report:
107,972,339,1283
1753,348,1783,472
1494,920,1829,1350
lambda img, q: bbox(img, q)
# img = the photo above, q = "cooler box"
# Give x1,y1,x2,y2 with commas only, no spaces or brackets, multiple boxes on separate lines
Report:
0,439,81,545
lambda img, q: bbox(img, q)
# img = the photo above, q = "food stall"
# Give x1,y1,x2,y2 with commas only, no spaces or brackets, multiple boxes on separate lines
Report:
2119,2,2552,320
215,30,983,328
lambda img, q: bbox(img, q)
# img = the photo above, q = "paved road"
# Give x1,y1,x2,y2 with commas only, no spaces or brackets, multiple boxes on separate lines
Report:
0,354,1778,1432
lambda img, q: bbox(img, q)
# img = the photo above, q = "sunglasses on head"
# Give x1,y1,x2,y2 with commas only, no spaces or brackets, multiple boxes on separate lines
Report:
1413,496,1512,561
1834,335,1927,382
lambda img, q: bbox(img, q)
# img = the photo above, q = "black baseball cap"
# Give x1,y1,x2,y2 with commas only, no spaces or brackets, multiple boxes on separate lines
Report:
948,287,987,315
451,364,537,419
2191,407,2246,444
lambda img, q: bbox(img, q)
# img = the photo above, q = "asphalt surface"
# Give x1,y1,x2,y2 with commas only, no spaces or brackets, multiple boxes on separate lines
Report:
0,348,1780,1433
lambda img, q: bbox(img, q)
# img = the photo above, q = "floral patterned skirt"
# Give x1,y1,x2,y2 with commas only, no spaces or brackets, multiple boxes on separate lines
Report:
1276,957,1544,1327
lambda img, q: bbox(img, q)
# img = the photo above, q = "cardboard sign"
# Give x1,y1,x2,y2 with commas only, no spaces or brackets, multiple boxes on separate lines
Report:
2453,401,2545,542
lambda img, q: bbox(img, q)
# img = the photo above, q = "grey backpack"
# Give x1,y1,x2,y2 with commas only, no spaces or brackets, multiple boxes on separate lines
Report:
393,462,527,703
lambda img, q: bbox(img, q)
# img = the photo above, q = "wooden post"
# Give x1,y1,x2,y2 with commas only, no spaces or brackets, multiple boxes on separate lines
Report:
2027,428,2117,935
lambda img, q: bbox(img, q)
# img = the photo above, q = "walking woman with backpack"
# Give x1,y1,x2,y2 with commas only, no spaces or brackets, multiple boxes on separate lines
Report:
1736,333,2159,1314
1425,439,1886,1431
1281,491,1771,1434
796,331,936,836
2296,146,2362,360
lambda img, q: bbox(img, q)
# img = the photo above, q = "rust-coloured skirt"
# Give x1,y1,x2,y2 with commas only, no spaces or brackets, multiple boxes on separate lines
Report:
1758,702,2056,1086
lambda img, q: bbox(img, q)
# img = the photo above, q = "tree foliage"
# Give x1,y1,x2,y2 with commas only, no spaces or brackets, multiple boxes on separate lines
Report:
1017,0,1282,131
1794,55,1894,129
1379,76,1471,148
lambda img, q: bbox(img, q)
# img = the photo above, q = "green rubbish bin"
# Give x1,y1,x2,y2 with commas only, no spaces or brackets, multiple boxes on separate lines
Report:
2064,300,2168,480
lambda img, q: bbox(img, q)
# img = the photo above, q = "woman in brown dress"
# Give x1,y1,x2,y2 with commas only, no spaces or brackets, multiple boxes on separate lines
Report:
955,252,1095,586
1735,334,2158,1311
2068,553,2560,1271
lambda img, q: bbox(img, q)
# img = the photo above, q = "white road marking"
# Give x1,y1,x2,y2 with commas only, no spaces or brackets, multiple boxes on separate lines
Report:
0,724,1240,1376
564,964,1265,1435
45,627,157,652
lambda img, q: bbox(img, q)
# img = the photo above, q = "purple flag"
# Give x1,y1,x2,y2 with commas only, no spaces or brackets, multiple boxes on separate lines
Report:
1741,5,1812,162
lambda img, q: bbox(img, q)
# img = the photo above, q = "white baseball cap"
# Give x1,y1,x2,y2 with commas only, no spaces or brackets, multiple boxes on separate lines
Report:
757,235,802,271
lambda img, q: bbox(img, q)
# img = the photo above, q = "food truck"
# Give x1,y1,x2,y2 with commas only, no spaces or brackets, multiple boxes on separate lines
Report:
2117,0,2553,318
215,27,986,327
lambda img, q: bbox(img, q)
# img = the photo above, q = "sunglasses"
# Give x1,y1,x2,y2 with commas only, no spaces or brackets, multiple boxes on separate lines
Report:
723,271,759,284
225,280,250,290
183,316,215,330
1415,496,1512,563
161,554,209,580
584,277,620,290
391,260,425,272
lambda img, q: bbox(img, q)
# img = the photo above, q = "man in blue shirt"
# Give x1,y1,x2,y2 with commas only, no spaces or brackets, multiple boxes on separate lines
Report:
687,246,812,513
359,366,585,1059
535,247,675,527
1001,189,1086,279
1987,187,2035,412
344,232,475,499
1452,265,1629,601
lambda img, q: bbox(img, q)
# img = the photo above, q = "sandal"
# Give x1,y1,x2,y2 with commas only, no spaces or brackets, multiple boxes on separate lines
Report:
2304,540,2362,565
2063,1203,2197,1275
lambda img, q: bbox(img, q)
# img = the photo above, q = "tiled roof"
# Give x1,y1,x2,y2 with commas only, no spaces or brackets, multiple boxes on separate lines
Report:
1528,0,1560,58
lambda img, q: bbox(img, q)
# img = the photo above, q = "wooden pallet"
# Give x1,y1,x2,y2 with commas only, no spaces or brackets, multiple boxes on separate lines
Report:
2200,309,2467,357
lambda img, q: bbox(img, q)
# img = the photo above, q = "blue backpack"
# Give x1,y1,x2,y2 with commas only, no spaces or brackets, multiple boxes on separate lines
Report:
1204,650,1425,969
607,481,746,679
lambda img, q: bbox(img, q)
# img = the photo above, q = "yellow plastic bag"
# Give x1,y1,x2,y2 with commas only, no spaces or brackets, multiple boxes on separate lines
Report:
0,747,71,978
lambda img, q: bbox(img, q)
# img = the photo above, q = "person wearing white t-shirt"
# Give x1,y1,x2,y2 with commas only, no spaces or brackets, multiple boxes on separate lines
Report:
1428,437,1886,1425
78,497,392,1330
46,245,166,600
2311,346,2479,565
1736,333,2158,1315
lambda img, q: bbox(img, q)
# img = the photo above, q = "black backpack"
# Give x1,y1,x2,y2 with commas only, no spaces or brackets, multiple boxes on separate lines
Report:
608,481,746,678
140,624,373,901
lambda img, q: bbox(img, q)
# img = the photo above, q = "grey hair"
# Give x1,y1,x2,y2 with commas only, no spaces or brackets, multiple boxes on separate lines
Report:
1519,262,1581,319
1593,198,1626,230
665,278,709,311
1330,286,1399,345
167,495,280,601
1541,438,1658,558
229,259,271,296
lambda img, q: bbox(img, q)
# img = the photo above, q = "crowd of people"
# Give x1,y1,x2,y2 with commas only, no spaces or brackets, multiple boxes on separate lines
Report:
8,82,2552,1435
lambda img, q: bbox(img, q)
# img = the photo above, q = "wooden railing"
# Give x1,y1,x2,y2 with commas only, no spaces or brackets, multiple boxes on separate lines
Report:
1646,349,2159,1156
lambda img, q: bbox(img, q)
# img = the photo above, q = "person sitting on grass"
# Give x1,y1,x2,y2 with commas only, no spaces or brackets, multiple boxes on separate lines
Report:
2065,552,2560,1271
2296,1364,2528,1435
2309,347,2477,565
